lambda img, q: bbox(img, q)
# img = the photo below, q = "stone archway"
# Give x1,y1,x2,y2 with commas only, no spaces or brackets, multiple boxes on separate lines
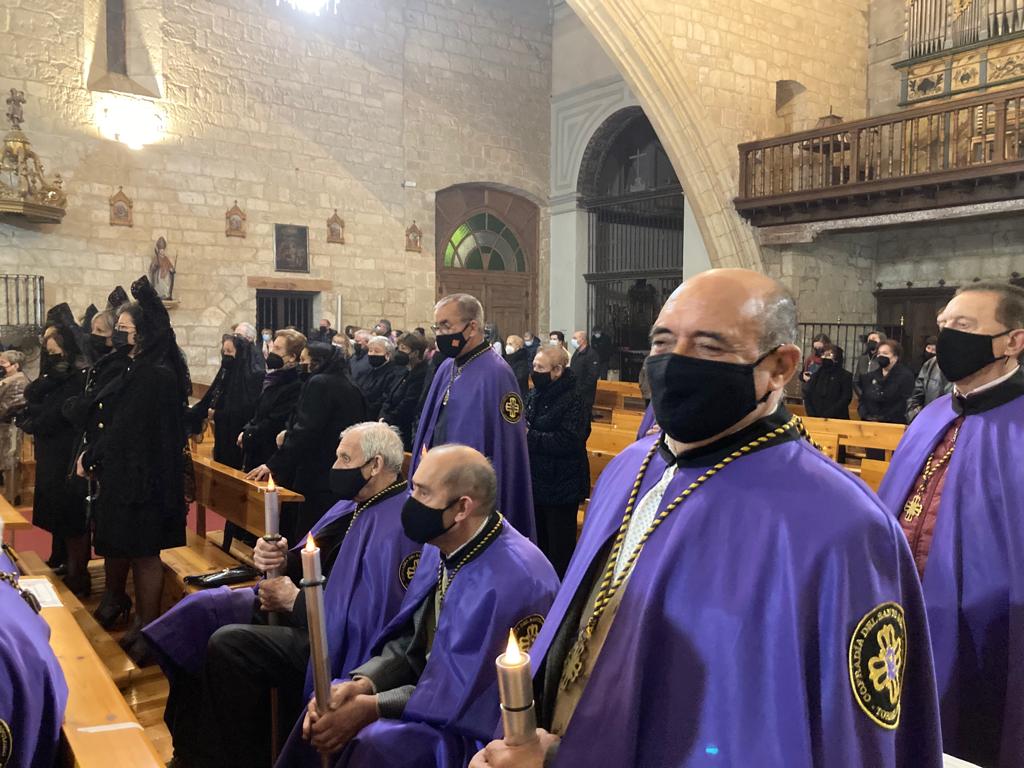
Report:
565,0,763,273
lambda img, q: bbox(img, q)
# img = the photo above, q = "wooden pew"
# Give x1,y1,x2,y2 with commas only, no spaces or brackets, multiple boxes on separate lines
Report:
611,409,643,433
161,530,259,606
595,380,644,412
0,493,31,546
807,432,840,462
190,454,304,540
801,417,906,459
21,571,163,767
587,450,616,491
859,459,889,492
586,424,635,455
16,550,139,691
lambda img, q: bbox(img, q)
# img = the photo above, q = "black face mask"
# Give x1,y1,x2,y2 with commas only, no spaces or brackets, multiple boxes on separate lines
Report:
436,324,470,359
112,329,132,351
820,358,835,368
392,351,410,367
299,362,310,375
936,327,1012,383
353,346,367,359
368,355,387,369
876,355,891,369
865,340,879,355
924,350,935,360
90,333,111,358
647,349,777,444
265,352,284,370
813,345,824,355
221,354,236,369
329,461,372,500
401,495,458,544
530,370,552,391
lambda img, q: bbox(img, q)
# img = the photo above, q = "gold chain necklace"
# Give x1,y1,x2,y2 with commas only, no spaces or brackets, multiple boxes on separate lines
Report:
442,345,492,406
0,570,41,614
436,513,505,607
346,480,407,535
903,424,961,522
560,415,801,690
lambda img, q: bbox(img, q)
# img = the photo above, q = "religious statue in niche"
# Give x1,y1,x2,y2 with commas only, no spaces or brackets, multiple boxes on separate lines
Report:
1,89,66,223
405,221,423,253
327,209,345,244
148,236,176,300
275,224,309,273
109,186,133,227
225,201,246,238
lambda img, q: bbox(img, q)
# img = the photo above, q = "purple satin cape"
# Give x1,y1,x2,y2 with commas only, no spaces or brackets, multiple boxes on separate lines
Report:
878,391,1024,767
327,523,559,768
527,436,943,767
635,403,657,440
410,350,536,542
0,551,68,768
275,492,422,766
143,499,358,675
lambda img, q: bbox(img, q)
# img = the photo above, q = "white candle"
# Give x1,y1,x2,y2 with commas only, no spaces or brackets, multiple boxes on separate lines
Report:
264,475,280,537
496,629,538,746
301,534,322,583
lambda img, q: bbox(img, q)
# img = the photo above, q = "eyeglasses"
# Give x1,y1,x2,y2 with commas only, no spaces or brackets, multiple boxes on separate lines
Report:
430,320,468,334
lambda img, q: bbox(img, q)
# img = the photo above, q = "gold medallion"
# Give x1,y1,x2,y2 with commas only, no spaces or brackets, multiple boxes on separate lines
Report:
903,494,924,522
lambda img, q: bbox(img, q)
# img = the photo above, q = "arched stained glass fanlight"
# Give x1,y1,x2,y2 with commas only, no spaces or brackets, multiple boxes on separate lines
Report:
443,213,526,272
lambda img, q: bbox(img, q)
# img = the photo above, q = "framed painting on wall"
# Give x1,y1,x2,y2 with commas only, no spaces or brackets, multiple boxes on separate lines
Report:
274,224,309,273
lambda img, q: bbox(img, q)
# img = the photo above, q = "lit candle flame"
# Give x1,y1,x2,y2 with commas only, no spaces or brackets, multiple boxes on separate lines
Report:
504,629,522,664
267,475,277,491
305,535,316,552
420,445,428,459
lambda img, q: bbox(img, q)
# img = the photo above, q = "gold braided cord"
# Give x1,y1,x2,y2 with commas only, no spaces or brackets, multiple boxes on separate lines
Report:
347,480,407,534
0,569,41,613
442,344,493,405
585,416,801,632
436,513,505,606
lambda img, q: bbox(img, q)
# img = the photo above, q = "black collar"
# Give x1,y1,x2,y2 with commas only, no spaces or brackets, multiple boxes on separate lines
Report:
953,367,1024,416
657,406,799,469
356,477,407,512
442,511,501,570
455,340,490,364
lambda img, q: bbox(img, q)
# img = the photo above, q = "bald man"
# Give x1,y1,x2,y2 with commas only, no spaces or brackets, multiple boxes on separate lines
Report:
295,445,559,768
473,269,942,768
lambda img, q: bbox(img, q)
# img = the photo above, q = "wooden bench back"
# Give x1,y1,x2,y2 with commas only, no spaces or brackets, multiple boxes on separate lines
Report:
859,459,890,492
587,424,635,455
807,432,840,462
801,417,906,455
611,409,643,432
190,454,304,538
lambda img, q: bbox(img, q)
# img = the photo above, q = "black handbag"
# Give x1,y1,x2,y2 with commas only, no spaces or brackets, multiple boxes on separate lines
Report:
183,564,259,589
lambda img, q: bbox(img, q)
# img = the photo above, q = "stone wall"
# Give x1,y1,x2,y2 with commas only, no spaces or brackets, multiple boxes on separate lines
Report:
0,0,551,381
867,0,905,116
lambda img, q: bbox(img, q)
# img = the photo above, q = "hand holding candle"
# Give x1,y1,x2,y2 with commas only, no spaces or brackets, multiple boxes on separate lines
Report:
496,629,538,747
263,475,280,539
302,535,332,768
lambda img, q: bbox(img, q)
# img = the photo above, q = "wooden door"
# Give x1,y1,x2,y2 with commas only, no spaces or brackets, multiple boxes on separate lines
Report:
436,270,534,338
875,287,956,367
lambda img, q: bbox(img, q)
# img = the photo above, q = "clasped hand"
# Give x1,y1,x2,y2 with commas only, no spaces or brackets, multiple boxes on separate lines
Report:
301,678,378,754
470,730,560,768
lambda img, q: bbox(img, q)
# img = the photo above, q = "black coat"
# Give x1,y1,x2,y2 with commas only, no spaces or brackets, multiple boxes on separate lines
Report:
570,345,600,406
349,350,372,391
906,357,952,423
266,356,367,496
525,369,590,506
506,348,531,396
188,341,264,470
802,362,853,419
360,361,403,421
81,357,188,557
858,363,915,424
19,364,88,536
241,367,303,473
380,361,428,450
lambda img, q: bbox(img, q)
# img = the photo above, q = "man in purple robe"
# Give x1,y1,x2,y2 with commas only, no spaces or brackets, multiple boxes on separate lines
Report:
472,269,942,768
878,281,1024,768
296,445,559,768
0,545,68,768
411,294,536,542
145,422,416,768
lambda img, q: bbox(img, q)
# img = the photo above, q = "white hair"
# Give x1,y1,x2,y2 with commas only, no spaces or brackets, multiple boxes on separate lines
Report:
233,322,257,342
340,422,404,474
435,293,484,326
367,335,394,355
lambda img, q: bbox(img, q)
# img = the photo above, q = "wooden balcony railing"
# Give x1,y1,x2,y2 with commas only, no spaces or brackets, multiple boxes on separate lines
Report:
735,86,1024,226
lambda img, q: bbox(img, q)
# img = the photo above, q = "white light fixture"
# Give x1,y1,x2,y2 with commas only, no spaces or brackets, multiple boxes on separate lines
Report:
276,0,338,14
93,93,166,150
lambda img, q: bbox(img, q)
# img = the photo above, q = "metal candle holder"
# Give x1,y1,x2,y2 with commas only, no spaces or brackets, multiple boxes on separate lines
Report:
496,630,538,747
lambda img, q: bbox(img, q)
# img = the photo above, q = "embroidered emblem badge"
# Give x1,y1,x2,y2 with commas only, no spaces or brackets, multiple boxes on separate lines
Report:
848,601,906,729
513,614,545,653
500,392,524,424
399,552,421,590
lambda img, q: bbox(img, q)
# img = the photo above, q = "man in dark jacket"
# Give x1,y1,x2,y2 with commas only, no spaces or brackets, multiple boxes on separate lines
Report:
591,326,613,380
312,318,335,344
247,343,367,541
526,344,589,577
906,336,951,423
570,330,600,420
504,334,531,395
380,332,428,450
852,329,886,398
801,345,853,419
348,329,372,390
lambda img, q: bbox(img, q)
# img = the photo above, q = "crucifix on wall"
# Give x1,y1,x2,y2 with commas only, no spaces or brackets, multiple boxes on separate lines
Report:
628,147,647,192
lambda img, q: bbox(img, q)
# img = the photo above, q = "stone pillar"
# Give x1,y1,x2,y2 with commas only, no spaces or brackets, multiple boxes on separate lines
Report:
549,194,590,335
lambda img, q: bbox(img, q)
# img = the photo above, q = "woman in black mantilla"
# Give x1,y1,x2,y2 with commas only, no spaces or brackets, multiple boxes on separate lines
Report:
77,277,191,663
187,333,264,470
18,313,91,596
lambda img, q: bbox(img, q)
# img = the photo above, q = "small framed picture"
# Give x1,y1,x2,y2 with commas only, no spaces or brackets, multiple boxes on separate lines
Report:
274,224,310,273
